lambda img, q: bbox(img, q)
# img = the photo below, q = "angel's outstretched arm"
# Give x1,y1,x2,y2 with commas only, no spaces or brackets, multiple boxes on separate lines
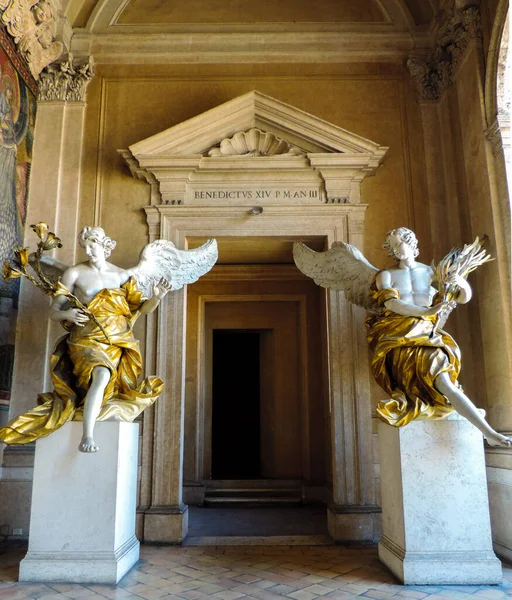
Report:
140,279,172,314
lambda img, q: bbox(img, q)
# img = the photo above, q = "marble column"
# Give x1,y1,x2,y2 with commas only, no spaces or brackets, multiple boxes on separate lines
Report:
0,57,94,539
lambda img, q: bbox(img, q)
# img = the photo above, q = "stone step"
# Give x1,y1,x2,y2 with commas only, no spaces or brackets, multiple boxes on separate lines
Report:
203,488,303,507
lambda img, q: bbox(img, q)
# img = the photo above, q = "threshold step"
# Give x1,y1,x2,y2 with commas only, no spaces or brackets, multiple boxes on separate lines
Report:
204,496,302,504
206,490,301,497
205,479,302,491
184,535,333,546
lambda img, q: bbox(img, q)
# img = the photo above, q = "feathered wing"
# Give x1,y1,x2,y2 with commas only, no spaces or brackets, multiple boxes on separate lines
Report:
127,239,218,297
293,241,379,309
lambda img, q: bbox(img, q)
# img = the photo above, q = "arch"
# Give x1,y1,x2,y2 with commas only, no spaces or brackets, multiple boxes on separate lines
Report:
484,0,510,126
66,0,418,33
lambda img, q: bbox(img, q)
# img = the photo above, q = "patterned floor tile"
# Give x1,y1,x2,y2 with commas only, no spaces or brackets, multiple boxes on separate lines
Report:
0,542,510,600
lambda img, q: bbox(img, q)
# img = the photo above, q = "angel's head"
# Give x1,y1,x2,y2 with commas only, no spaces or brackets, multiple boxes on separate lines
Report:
383,227,419,262
79,226,116,259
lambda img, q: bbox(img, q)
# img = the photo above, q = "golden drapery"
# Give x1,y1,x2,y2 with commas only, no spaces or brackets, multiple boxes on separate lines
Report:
366,285,460,427
0,277,163,445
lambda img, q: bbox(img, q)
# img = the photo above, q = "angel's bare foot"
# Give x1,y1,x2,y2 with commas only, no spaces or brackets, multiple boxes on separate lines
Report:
78,436,99,453
485,432,512,447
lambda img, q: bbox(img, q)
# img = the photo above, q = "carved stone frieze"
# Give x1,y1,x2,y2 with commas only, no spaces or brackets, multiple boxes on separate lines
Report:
0,0,63,79
37,55,94,102
208,128,304,157
407,7,482,101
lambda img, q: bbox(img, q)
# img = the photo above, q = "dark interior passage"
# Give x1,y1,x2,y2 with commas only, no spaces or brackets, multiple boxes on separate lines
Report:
212,330,261,479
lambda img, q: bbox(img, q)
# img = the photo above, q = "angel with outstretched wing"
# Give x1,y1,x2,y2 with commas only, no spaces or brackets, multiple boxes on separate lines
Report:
0,225,218,453
294,228,511,447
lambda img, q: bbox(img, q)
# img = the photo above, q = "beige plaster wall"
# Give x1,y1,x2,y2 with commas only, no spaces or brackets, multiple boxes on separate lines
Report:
78,61,431,413
79,62,430,271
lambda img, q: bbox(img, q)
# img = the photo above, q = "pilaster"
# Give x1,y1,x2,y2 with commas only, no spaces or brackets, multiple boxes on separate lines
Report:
0,56,94,539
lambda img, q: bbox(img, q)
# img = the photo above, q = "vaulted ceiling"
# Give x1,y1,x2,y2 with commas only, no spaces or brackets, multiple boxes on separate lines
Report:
60,0,446,65
65,0,440,30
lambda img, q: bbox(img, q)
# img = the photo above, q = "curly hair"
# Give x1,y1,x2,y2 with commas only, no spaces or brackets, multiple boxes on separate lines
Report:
383,227,419,260
78,226,116,258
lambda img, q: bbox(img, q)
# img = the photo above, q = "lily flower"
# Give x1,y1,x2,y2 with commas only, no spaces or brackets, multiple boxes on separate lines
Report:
41,232,63,251
31,222,49,240
3,262,22,281
13,247,30,268
53,280,72,297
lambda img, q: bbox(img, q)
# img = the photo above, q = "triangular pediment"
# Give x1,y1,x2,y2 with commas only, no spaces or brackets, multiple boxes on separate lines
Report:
122,91,388,205
128,91,387,157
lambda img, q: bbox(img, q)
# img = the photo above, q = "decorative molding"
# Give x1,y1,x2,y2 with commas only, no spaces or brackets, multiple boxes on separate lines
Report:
407,7,482,101
70,30,417,66
37,54,94,101
122,92,387,206
208,129,303,157
483,0,509,128
485,119,504,158
0,0,63,79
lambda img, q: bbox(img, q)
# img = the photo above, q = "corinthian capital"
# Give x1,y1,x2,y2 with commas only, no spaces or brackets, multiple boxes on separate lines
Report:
38,55,94,102
408,7,482,101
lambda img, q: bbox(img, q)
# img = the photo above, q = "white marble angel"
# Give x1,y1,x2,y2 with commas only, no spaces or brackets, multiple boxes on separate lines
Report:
0,225,218,453
293,227,512,447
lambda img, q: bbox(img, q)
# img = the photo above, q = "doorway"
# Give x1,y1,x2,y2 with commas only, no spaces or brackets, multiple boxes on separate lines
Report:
183,264,332,540
183,264,332,512
211,329,261,479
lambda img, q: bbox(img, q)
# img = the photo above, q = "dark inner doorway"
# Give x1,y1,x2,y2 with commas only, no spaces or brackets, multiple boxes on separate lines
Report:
212,330,261,479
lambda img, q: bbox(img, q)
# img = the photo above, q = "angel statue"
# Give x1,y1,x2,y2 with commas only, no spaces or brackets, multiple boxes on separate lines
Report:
293,227,512,448
0,225,218,453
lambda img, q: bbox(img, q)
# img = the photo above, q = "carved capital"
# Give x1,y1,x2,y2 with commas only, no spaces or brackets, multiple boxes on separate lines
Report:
1,0,64,79
38,55,94,102
408,7,482,101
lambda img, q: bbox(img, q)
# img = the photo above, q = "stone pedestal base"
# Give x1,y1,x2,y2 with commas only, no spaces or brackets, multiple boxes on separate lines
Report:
144,505,189,543
20,422,140,584
327,506,381,543
378,415,502,585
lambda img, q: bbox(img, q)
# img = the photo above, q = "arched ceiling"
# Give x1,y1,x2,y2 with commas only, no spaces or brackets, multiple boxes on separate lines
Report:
61,0,444,65
65,0,440,30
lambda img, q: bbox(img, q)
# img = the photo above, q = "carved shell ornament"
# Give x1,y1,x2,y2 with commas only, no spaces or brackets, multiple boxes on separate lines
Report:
208,128,304,157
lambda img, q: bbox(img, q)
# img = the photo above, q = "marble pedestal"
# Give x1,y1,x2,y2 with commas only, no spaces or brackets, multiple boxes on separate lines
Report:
378,415,502,585
19,422,140,584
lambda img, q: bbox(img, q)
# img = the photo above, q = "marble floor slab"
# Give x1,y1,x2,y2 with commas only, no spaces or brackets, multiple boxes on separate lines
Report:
1,541,511,600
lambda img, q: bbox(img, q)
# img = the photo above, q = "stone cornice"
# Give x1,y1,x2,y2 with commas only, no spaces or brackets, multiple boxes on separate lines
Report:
407,7,482,101
70,30,418,65
37,54,94,101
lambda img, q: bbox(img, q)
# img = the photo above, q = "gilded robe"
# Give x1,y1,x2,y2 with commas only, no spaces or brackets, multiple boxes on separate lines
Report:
0,278,163,444
367,285,460,427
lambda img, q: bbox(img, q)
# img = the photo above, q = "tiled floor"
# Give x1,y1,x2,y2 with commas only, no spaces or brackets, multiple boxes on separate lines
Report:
1,541,511,600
